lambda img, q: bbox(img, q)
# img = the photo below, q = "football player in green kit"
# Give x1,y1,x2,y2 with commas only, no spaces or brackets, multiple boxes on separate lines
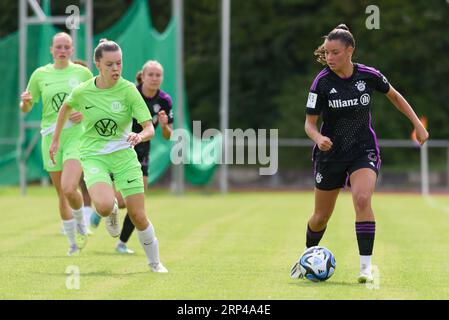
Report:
20,32,92,256
50,39,168,273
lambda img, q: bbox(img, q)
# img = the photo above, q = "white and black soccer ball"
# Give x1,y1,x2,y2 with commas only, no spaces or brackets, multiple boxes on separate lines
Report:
298,246,336,282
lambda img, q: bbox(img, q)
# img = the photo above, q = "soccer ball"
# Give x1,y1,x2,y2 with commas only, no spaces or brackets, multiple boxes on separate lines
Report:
296,246,336,282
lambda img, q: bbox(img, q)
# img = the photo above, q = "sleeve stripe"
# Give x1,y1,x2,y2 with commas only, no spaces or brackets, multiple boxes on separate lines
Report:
357,64,382,77
159,90,173,106
310,70,330,91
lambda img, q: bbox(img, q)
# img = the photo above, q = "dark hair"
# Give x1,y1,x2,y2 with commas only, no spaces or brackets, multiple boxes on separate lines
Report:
314,24,355,65
94,38,121,62
327,24,355,47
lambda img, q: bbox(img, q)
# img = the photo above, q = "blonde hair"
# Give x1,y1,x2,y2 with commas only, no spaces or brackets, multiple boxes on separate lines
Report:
136,60,164,85
52,32,72,45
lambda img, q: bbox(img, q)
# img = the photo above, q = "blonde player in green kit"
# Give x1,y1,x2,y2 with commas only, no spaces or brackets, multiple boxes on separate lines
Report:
50,39,168,273
20,33,92,256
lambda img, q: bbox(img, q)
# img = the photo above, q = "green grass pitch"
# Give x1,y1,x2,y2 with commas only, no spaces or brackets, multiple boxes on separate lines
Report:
1,186,449,299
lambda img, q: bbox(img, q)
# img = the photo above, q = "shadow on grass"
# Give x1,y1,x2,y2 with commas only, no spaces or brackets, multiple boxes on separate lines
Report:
1,255,78,259
86,250,141,257
36,270,149,277
288,280,361,288
1,250,141,259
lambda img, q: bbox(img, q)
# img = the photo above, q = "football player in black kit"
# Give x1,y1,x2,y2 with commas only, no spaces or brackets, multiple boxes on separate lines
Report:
290,24,428,283
90,60,173,254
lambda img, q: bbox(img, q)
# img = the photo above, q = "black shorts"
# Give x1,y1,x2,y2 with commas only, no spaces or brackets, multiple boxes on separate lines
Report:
313,155,380,191
136,149,149,177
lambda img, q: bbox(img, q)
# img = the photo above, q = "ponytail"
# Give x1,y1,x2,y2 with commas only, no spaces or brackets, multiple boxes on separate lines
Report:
314,43,327,65
136,71,143,85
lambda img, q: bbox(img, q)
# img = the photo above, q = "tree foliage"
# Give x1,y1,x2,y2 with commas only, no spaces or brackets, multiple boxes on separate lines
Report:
1,0,448,142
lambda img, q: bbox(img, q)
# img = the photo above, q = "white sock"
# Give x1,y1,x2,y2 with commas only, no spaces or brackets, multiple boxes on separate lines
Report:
83,206,93,226
117,240,126,247
63,219,77,246
360,255,372,273
137,223,160,265
72,206,87,235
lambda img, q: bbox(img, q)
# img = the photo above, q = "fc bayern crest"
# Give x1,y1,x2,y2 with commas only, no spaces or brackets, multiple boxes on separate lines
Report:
355,80,366,92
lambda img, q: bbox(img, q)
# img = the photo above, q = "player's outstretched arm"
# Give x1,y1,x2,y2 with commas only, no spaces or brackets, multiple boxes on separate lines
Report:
49,103,72,164
385,86,429,145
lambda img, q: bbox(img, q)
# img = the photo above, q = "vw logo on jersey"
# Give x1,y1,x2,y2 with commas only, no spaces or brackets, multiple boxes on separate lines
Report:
51,92,68,112
111,101,123,113
94,118,118,137
68,78,80,88
153,104,161,113
355,80,366,92
360,94,371,106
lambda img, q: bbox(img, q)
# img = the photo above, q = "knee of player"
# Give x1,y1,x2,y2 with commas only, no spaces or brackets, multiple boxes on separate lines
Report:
95,201,115,217
129,211,148,229
353,192,372,210
310,213,330,228
61,183,79,198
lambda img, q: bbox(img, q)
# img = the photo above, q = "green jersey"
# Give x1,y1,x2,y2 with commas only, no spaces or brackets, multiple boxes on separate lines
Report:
66,77,152,157
26,62,93,135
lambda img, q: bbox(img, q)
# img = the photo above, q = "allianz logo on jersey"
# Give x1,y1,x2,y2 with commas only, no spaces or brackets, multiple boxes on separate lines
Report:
328,94,371,108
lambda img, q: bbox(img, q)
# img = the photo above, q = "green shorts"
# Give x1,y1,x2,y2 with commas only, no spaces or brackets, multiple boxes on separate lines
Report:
42,125,82,172
80,148,144,198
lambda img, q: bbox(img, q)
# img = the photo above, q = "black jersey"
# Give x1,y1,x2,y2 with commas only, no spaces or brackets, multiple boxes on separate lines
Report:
305,63,390,162
133,85,174,156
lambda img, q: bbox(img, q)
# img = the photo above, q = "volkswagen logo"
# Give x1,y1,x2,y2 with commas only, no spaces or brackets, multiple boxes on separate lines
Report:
51,92,68,112
94,118,118,137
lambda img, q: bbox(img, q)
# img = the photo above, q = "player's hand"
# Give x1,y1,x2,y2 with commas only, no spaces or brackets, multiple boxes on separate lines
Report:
20,91,33,104
158,110,169,127
127,132,143,147
49,139,59,165
415,126,429,146
69,112,83,123
20,91,33,112
316,135,333,151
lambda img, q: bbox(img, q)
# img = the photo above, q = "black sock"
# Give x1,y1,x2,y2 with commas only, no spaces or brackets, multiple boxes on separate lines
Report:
306,224,326,248
355,221,376,255
119,213,135,243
